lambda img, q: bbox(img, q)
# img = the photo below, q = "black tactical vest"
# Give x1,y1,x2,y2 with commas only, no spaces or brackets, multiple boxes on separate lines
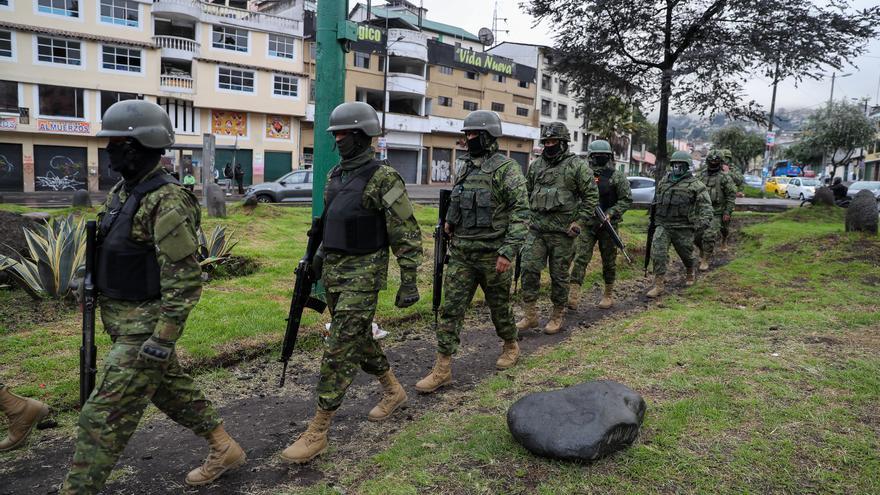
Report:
322,161,389,255
597,167,619,212
97,173,177,301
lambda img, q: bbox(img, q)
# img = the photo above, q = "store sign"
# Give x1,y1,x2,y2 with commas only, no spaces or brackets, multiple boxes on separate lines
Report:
766,131,776,147
211,110,247,137
266,115,291,140
0,117,17,130
37,119,90,134
454,48,515,76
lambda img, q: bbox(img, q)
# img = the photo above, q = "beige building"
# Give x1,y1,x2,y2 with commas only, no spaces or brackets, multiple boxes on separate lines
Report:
0,0,307,192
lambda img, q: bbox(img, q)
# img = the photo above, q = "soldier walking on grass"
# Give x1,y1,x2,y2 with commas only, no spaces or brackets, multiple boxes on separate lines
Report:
415,110,529,393
62,100,245,494
696,150,736,270
516,123,597,334
568,139,632,310
719,148,742,250
646,151,713,298
281,102,422,464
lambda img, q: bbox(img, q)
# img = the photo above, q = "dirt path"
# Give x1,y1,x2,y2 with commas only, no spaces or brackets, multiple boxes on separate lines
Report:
2,248,737,495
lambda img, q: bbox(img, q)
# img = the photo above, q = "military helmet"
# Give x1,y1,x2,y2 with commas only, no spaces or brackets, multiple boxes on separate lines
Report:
719,148,734,162
706,149,723,165
97,100,174,149
670,150,694,167
588,139,614,156
462,110,503,138
327,102,381,137
540,122,571,142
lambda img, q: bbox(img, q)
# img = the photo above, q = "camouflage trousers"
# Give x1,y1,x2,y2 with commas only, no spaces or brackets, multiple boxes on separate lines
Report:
570,224,618,286
316,290,390,411
520,231,575,306
721,215,731,240
437,247,518,356
651,225,696,276
696,214,724,257
62,335,221,495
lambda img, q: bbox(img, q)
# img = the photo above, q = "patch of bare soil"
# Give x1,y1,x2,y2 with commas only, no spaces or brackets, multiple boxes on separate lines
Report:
0,290,74,334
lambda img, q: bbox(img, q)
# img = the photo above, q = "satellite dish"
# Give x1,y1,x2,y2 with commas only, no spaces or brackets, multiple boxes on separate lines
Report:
478,27,494,46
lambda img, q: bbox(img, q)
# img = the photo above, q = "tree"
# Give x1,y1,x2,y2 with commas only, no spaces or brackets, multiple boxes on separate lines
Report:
587,95,638,156
785,140,823,169
631,107,658,154
800,102,876,181
711,126,765,173
524,0,880,179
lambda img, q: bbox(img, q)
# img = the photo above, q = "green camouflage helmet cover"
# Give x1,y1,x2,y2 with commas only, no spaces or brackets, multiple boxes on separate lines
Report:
462,110,503,138
588,139,614,156
327,101,382,136
97,100,174,149
540,122,571,142
718,149,734,162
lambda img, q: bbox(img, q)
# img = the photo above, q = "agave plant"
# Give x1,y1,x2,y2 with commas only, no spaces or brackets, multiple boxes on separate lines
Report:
0,214,87,299
197,225,238,267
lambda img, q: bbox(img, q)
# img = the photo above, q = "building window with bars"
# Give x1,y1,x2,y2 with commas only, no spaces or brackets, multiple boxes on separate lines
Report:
102,45,141,72
100,0,138,27
218,66,254,93
38,0,78,17
516,106,529,117
37,37,81,66
465,71,479,80
558,79,569,95
491,102,505,112
518,80,529,89
158,97,198,134
212,25,248,52
268,34,295,59
38,84,85,118
439,96,452,107
541,74,552,91
439,66,453,75
541,99,551,117
557,104,567,120
273,74,298,97
463,101,478,111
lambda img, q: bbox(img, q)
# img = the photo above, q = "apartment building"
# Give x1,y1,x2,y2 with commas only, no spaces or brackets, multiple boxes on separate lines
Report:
0,0,307,193
300,0,540,184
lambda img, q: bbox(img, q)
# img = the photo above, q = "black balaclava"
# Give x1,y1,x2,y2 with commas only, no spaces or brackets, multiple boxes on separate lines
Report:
467,131,494,158
590,153,613,169
542,141,567,160
106,138,163,186
707,157,722,173
336,130,372,159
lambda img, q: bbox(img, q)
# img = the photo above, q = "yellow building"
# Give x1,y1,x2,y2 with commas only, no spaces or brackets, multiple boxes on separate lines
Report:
0,0,307,192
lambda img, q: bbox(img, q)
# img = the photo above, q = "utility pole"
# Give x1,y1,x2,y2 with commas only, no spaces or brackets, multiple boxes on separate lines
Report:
763,60,780,189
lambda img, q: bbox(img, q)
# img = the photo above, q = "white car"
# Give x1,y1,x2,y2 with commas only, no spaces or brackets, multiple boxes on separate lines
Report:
628,177,655,203
785,177,820,200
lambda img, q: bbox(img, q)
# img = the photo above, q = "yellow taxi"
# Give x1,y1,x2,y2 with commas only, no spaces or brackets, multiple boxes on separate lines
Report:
764,176,791,197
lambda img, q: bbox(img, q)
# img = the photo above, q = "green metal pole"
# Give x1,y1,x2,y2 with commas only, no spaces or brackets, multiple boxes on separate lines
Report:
312,0,348,217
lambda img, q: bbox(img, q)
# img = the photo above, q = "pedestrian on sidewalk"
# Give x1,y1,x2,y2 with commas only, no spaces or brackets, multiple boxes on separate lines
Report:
183,170,196,192
234,163,244,195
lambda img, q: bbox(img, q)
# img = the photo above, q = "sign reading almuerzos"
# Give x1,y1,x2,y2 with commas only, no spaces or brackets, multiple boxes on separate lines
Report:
37,119,90,134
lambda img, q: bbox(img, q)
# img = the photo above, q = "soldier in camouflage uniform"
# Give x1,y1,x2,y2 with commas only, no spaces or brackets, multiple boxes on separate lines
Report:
0,383,49,452
415,110,529,393
718,149,741,251
568,140,632,310
696,150,736,270
646,151,713,298
62,100,245,494
517,123,597,334
281,102,422,464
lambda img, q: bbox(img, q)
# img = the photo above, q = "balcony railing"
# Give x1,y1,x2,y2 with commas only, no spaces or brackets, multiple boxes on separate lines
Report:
160,74,194,91
153,0,300,32
154,35,199,53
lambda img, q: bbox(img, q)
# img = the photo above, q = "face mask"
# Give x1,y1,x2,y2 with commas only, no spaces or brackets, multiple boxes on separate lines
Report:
467,134,487,157
543,143,563,159
106,139,160,180
336,133,359,158
670,162,689,179
591,154,612,169
707,159,722,172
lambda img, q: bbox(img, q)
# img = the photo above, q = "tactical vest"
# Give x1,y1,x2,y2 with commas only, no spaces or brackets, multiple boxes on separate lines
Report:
97,173,177,301
597,167,619,212
655,176,695,224
700,171,723,208
529,156,577,213
322,161,389,255
446,153,509,241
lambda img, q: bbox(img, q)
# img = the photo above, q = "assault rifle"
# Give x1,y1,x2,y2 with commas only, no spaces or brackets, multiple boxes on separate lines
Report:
432,189,452,328
513,251,522,293
595,206,633,264
278,217,326,387
644,204,657,276
80,221,98,407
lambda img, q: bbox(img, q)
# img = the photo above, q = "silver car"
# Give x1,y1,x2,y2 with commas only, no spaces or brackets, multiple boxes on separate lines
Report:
846,181,880,201
744,175,763,188
628,176,655,203
245,170,313,203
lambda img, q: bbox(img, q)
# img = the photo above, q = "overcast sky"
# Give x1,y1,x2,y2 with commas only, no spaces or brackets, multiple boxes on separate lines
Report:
413,0,880,114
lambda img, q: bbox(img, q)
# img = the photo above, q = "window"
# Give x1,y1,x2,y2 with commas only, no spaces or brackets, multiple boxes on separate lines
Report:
102,45,141,72
100,90,140,118
541,74,552,91
0,30,11,58
0,80,17,113
38,84,84,118
558,104,567,120
559,79,569,95
37,37,81,66
491,102,505,112
100,0,138,27
438,96,452,107
573,131,579,142
218,67,254,92
354,51,370,69
158,97,198,134
518,80,529,89
0,0,7,5
377,55,385,71
516,107,529,117
273,74,298,97
212,25,248,52
309,79,315,103
268,34,295,59
38,0,78,17
463,101,478,111
439,65,453,75
465,71,479,80
491,73,506,83
309,42,316,60
541,99,551,117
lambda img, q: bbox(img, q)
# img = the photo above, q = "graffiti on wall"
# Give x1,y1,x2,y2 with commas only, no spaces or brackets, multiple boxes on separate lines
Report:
431,148,453,183
34,147,87,191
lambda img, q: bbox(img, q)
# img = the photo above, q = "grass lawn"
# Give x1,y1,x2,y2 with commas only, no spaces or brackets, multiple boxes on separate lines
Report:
292,206,880,495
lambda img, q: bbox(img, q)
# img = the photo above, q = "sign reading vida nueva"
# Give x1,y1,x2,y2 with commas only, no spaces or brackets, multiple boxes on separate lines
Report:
454,48,515,76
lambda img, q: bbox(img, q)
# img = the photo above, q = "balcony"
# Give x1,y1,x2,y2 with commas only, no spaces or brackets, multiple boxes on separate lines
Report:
152,0,202,20
387,29,427,61
154,35,199,60
160,74,194,93
387,73,426,95
152,0,302,34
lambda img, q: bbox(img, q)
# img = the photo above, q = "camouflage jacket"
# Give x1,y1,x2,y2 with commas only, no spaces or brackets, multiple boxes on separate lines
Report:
726,165,745,191
586,165,632,228
321,152,423,292
526,152,598,233
97,164,202,341
653,172,713,229
446,146,529,261
698,169,737,216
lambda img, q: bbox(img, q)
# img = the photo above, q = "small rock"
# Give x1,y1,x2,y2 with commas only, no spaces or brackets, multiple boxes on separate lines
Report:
206,183,226,218
812,187,835,206
37,418,58,430
141,455,152,460
242,195,258,207
71,189,91,208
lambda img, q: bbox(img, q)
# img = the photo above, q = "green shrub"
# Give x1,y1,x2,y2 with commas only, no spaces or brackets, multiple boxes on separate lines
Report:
197,225,238,268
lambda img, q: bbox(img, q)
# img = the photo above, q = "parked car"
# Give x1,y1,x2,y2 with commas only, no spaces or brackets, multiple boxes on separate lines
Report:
785,177,820,200
744,175,763,188
764,176,790,197
245,170,313,203
845,181,880,201
628,176,655,203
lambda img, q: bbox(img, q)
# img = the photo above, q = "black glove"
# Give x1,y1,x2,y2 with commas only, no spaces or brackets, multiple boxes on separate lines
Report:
138,336,175,365
395,270,420,308
311,249,324,280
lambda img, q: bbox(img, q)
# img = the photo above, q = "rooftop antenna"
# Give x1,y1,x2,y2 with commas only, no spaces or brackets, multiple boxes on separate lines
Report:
491,1,508,45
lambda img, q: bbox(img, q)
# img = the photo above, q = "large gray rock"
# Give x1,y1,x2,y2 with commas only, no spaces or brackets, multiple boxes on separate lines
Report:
812,187,835,206
507,380,646,461
71,189,91,208
206,183,226,218
242,194,258,207
845,189,878,234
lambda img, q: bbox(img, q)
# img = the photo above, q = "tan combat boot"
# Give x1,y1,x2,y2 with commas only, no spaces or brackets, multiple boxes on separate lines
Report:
699,254,710,272
367,370,407,422
496,340,520,369
685,266,696,286
566,283,581,310
0,386,49,452
515,302,539,331
598,284,614,309
414,354,453,393
721,237,729,252
646,276,665,298
280,409,334,464
185,425,246,486
543,306,565,335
